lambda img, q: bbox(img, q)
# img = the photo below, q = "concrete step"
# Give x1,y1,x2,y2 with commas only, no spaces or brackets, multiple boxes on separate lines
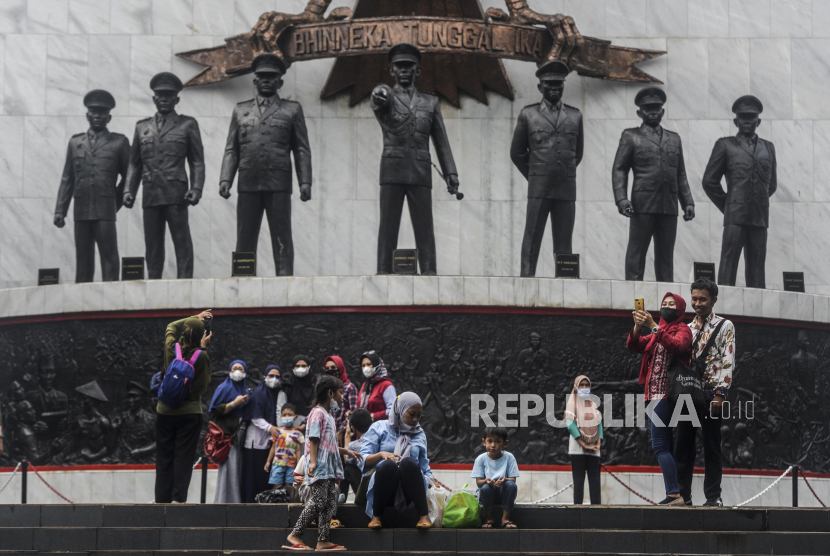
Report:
0,527,829,555
2,504,829,533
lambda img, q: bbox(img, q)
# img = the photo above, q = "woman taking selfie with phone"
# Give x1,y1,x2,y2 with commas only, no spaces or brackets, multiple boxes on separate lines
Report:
626,292,692,506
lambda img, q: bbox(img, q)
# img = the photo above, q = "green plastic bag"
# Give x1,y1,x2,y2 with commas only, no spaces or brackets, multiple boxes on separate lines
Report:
441,490,481,529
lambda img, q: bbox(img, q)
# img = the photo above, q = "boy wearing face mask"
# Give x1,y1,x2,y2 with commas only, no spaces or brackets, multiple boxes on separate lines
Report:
265,403,304,490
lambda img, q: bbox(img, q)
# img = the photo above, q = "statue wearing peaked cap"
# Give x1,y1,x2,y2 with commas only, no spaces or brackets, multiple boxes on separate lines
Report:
612,86,695,282
219,52,312,276
123,72,205,280
511,60,583,277
702,95,777,288
54,89,130,283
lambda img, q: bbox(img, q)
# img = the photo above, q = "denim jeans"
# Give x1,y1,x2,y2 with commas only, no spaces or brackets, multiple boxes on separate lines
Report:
648,398,679,496
479,481,518,512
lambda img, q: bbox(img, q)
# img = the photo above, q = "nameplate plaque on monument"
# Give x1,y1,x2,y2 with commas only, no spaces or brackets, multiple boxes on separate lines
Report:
37,268,60,286
121,257,145,281
783,272,805,293
694,262,716,282
232,252,257,277
555,254,580,279
392,249,418,275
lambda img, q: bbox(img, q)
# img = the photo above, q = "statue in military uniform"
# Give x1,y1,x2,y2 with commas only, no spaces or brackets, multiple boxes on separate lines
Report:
54,90,130,283
702,95,777,288
511,61,583,278
612,87,695,282
123,72,205,280
219,53,312,276
112,381,156,463
370,43,460,276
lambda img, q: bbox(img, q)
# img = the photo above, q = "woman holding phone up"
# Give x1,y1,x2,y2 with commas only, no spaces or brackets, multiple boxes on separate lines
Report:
626,292,692,506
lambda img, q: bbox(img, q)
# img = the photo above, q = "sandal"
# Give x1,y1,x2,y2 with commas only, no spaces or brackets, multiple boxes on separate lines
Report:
329,519,343,529
416,518,432,529
481,521,496,528
502,521,517,529
316,543,347,552
281,543,313,551
368,517,383,529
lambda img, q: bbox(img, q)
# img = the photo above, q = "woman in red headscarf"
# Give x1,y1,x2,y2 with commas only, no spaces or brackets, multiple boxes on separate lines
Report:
626,292,692,506
324,355,360,503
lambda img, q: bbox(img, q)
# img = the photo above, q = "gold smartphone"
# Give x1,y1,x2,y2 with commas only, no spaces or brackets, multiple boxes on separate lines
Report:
635,298,644,312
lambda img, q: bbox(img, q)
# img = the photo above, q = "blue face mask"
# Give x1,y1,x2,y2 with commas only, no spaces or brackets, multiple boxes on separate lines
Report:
577,388,591,398
280,417,294,427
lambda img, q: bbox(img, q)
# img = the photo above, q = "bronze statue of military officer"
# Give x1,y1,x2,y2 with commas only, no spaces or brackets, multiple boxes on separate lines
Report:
54,90,130,283
219,52,312,276
123,72,205,279
612,87,695,282
370,43,459,276
702,95,777,288
511,61,583,278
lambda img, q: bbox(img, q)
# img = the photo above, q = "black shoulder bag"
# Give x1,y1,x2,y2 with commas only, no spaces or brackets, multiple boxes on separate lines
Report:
667,319,726,410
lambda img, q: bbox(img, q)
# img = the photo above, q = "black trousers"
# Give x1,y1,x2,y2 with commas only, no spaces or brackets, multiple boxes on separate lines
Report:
377,184,436,275
154,413,203,503
143,204,193,279
520,199,575,277
625,213,677,282
372,457,428,517
718,224,767,288
675,408,723,501
571,454,601,505
74,220,119,283
236,192,294,276
241,447,272,503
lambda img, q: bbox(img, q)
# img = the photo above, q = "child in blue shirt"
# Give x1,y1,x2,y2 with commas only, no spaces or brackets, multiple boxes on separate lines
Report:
471,426,520,528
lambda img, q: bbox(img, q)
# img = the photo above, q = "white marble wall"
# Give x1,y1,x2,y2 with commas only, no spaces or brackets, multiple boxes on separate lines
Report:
2,0,830,292
0,467,824,507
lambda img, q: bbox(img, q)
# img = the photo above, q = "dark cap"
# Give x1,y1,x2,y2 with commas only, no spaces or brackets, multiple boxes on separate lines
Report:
252,52,287,75
75,380,109,403
127,380,148,395
732,95,763,115
635,86,666,107
536,60,570,81
388,43,422,65
84,89,116,110
149,72,183,92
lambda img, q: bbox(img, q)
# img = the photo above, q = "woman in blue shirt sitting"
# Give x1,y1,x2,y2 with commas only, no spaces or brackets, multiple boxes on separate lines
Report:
358,392,433,530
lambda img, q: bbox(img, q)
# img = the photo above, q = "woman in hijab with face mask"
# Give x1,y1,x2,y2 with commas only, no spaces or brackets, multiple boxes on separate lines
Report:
284,355,316,432
155,311,213,504
209,360,251,503
358,392,433,529
626,292,692,506
240,365,286,503
564,375,603,505
357,351,396,422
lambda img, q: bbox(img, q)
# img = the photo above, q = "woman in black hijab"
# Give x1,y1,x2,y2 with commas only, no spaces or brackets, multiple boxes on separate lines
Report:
240,365,286,503
284,355,316,432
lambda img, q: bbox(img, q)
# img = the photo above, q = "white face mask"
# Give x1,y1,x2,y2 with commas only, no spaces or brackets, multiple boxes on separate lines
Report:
577,388,590,398
293,367,309,378
330,399,339,413
362,365,376,379
265,376,280,389
230,370,246,382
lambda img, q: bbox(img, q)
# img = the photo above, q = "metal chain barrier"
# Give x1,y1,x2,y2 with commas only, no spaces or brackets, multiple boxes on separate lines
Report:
522,482,573,505
0,462,22,495
28,464,74,504
192,456,203,470
736,466,793,507
800,472,827,508
601,464,657,505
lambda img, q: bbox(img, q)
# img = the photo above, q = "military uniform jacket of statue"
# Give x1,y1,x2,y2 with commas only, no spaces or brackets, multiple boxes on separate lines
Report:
612,124,694,216
510,101,584,200
219,95,312,193
702,134,777,228
126,112,205,208
55,131,130,221
373,84,457,187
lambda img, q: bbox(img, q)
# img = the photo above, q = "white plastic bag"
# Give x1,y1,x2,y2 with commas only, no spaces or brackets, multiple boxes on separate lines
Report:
426,479,449,528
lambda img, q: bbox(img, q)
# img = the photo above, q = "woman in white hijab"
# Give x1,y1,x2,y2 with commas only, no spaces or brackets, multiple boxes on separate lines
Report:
357,392,434,529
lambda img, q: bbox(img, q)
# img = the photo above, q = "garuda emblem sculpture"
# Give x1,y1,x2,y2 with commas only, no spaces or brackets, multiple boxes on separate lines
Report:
178,0,664,106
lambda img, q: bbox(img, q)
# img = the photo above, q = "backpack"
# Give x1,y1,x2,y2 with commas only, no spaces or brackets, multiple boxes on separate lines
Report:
152,343,201,408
